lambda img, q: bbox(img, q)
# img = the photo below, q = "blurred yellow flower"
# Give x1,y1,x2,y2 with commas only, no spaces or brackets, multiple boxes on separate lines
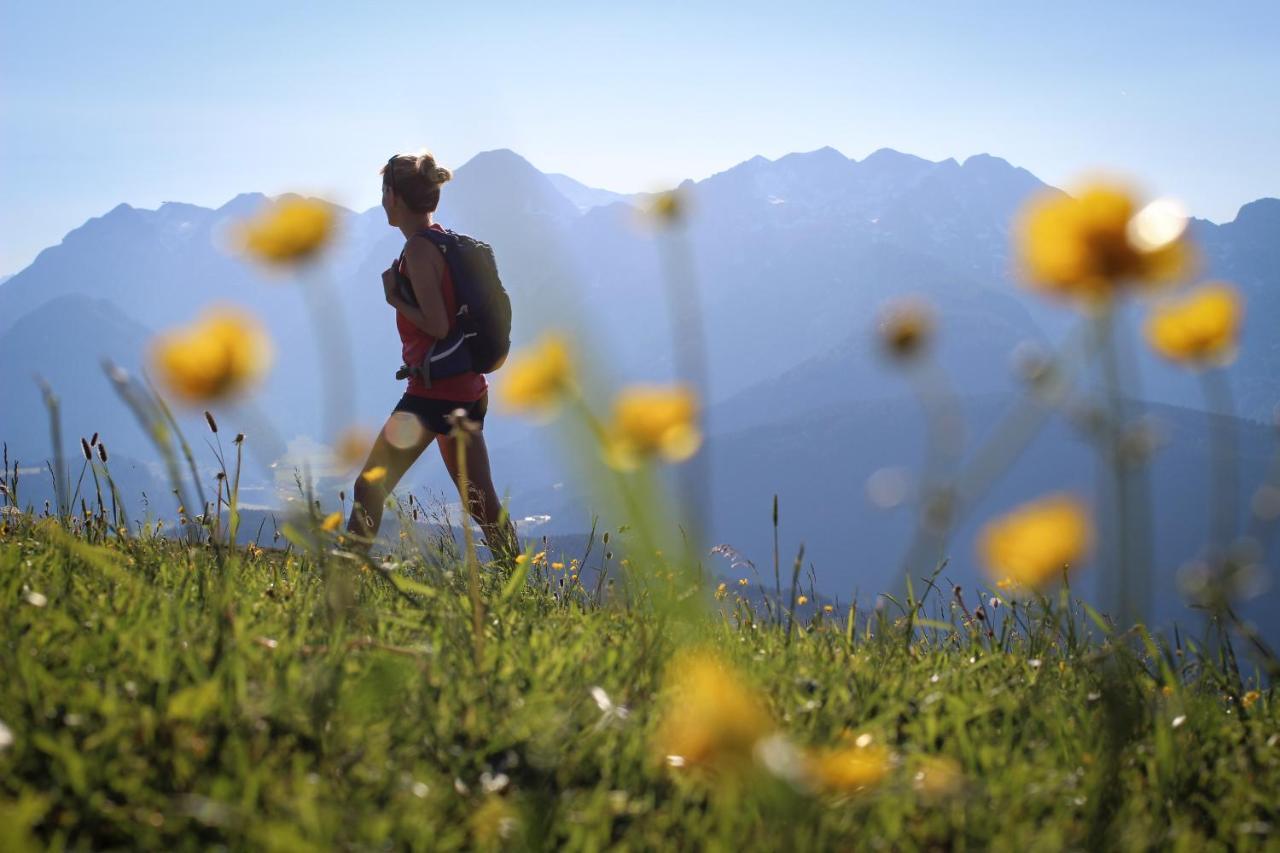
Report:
320,511,342,532
654,648,773,771
823,605,834,614
797,595,809,605
715,582,728,600
602,384,702,471
1144,282,1243,367
649,189,685,223
551,561,565,570
1242,690,1260,710
807,742,891,794
912,755,964,800
150,306,271,403
978,494,1092,590
334,426,374,470
515,554,529,566
737,578,749,587
878,297,934,361
1014,183,1192,302
496,333,575,417
361,466,387,484
237,197,335,265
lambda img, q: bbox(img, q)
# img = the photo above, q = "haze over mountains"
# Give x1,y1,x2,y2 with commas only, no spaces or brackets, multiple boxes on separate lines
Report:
2,146,1277,637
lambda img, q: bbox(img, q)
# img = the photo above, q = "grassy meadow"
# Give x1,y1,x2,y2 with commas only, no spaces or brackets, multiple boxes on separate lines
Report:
1,516,1277,851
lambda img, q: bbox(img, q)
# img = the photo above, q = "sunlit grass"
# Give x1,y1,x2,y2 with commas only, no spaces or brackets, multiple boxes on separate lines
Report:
0,522,1276,850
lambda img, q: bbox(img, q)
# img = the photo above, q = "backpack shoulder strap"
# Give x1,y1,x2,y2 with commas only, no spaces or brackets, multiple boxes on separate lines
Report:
412,227,457,249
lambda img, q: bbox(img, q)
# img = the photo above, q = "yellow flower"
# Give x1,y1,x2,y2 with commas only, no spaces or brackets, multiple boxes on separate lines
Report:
236,196,335,265
737,578,749,587
334,426,374,470
807,741,891,794
1144,282,1243,367
912,755,964,800
649,189,685,224
320,511,342,532
823,605,834,614
532,551,547,566
603,384,701,471
715,582,728,601
150,306,272,402
551,561,565,571
1242,690,1261,710
515,554,529,566
1014,183,1192,302
496,333,575,417
797,595,809,605
361,466,387,484
654,648,773,771
978,494,1092,590
877,297,934,361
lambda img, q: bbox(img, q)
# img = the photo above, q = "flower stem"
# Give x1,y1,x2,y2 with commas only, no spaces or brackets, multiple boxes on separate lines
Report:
1199,369,1239,554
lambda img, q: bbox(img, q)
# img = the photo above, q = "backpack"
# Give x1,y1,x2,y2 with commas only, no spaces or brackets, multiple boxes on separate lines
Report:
393,227,512,382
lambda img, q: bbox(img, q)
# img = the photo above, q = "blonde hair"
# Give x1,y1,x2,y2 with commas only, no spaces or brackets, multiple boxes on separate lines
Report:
381,150,453,214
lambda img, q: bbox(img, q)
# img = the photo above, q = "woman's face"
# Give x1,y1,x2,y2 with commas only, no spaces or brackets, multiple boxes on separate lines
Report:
381,180,397,224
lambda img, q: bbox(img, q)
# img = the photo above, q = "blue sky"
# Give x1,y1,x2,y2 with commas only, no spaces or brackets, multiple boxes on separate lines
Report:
2,1,1278,274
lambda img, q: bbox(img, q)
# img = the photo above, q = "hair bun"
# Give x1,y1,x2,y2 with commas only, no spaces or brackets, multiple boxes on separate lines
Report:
416,154,452,185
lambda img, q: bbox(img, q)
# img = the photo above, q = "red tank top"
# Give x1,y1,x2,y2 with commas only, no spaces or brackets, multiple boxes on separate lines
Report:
397,224,488,401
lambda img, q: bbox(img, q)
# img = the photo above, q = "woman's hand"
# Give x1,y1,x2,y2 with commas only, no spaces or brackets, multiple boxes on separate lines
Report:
382,259,400,306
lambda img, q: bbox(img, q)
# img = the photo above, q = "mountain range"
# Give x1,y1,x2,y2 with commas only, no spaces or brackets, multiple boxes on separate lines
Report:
2,146,1277,640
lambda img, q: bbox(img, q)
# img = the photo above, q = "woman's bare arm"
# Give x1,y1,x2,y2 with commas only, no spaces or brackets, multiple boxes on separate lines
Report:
387,237,451,339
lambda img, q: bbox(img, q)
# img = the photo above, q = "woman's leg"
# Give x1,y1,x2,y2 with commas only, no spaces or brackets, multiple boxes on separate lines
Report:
347,411,435,542
437,430,518,562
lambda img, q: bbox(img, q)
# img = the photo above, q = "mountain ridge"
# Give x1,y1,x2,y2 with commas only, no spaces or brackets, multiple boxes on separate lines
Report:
3,146,1271,278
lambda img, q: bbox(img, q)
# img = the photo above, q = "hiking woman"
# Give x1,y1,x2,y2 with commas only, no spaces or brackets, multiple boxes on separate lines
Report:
347,150,516,561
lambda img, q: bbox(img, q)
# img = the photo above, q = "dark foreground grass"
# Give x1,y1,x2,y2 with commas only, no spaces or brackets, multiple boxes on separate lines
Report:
1,519,1276,852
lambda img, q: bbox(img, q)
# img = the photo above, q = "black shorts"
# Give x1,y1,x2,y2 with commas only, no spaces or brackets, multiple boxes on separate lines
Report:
392,391,488,436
